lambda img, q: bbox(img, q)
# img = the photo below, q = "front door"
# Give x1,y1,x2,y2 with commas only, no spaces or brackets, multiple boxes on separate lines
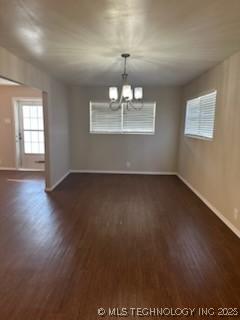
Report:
17,100,45,170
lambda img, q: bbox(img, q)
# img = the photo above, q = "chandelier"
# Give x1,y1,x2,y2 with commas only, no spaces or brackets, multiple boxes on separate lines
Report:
109,53,144,111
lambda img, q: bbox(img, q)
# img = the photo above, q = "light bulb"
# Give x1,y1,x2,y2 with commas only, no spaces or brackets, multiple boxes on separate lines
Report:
122,85,132,100
134,87,143,100
109,87,118,101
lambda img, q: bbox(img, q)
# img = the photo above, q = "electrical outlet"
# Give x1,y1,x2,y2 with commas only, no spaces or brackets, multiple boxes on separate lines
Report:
126,161,131,168
233,208,239,221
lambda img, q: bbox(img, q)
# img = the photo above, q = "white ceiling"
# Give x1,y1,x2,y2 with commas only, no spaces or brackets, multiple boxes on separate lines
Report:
0,0,240,86
0,78,19,86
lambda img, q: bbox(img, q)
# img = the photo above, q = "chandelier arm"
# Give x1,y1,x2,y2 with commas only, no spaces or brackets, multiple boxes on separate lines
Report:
109,100,121,111
127,100,134,110
109,87,126,111
133,100,144,110
119,91,124,104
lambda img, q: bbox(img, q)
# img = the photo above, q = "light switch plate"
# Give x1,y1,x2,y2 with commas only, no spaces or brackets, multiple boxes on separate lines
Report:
4,118,11,124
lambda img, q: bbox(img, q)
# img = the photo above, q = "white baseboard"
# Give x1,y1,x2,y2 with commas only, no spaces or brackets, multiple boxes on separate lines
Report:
18,168,44,172
0,167,44,172
0,167,17,170
177,174,240,239
45,171,70,192
70,169,177,175
37,168,240,238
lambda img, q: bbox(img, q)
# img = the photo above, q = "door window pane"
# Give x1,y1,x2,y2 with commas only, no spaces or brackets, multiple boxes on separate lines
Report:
24,142,32,154
30,106,38,118
23,106,30,118
37,106,43,118
21,104,45,154
38,118,44,130
24,131,31,142
31,131,39,142
39,143,45,154
39,131,44,142
31,118,39,130
31,143,39,154
23,118,31,130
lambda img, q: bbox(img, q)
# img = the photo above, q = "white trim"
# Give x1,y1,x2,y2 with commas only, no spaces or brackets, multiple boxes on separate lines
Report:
12,98,19,169
43,169,240,239
152,102,156,134
70,169,177,175
0,167,43,172
18,168,44,172
89,101,156,135
184,90,217,140
187,89,217,101
89,101,93,133
45,171,70,192
89,131,155,135
177,174,240,239
12,97,44,170
184,134,212,142
12,97,42,103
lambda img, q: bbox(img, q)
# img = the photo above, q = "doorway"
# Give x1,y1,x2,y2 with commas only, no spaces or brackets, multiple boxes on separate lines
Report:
0,76,48,190
14,99,45,171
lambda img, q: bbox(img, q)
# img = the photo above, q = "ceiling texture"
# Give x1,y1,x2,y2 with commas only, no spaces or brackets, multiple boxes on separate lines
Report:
0,0,240,86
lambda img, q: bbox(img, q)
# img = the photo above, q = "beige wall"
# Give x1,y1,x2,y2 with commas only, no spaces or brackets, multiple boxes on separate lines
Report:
0,46,70,188
0,85,42,168
178,50,240,233
70,86,181,173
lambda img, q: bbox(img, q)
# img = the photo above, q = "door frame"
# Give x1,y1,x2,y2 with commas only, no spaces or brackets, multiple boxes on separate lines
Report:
12,97,45,171
0,74,50,190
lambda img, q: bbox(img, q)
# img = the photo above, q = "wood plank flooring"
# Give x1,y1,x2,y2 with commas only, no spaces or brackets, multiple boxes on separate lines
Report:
0,172,239,319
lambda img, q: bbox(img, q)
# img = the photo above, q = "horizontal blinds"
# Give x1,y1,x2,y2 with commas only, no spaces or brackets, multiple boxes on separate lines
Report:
199,91,216,138
90,102,121,132
123,103,155,133
184,97,200,136
90,102,156,134
184,91,217,139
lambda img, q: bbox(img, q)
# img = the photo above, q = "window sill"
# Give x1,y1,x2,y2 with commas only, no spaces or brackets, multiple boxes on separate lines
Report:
184,134,213,141
90,131,155,135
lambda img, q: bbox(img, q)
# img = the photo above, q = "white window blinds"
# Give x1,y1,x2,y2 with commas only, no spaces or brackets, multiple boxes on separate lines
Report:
184,91,217,139
90,103,121,133
90,102,156,134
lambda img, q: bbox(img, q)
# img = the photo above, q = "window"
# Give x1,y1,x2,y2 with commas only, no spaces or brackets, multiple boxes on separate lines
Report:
184,90,217,139
21,104,45,154
90,102,156,134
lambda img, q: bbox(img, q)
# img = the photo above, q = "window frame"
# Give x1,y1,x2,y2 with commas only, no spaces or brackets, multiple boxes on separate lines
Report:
89,101,156,135
184,90,217,141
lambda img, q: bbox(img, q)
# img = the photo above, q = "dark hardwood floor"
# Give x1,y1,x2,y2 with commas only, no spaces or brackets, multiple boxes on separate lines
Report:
0,171,239,319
